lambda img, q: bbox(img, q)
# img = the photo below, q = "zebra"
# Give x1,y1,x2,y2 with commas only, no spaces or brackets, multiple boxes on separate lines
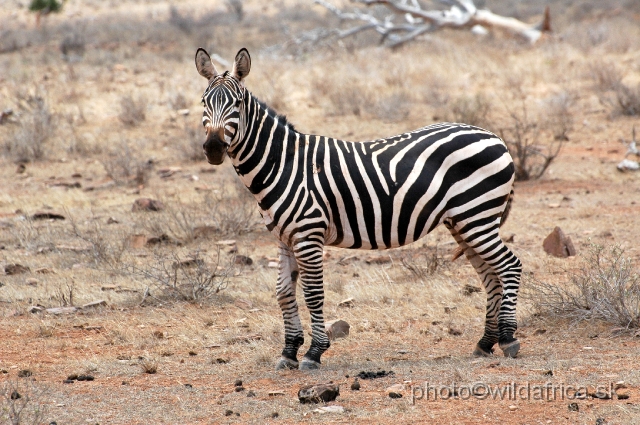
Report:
195,47,523,370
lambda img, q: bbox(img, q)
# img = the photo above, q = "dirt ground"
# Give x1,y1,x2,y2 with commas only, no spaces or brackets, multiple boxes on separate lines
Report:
1,0,640,424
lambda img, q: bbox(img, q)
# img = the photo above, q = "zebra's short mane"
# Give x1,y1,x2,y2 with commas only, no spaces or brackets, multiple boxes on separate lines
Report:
254,96,296,132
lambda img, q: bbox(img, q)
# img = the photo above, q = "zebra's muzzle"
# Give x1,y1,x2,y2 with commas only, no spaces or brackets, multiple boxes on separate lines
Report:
203,131,228,165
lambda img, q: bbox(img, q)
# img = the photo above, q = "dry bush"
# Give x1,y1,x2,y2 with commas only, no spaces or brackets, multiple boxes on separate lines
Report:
525,244,640,330
590,61,640,117
101,139,153,186
500,97,564,181
589,60,624,92
69,214,127,267
127,249,236,302
449,94,491,128
5,99,55,163
0,379,48,425
401,245,447,281
203,183,260,237
544,91,575,141
119,95,147,127
611,82,640,116
312,76,373,117
137,197,198,244
373,92,411,123
178,120,205,162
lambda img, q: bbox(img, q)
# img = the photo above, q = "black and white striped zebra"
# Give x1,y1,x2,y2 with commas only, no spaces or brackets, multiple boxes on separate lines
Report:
195,48,523,370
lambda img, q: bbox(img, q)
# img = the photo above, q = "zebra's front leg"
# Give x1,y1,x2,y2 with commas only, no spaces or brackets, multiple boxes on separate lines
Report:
275,243,304,370
294,239,330,370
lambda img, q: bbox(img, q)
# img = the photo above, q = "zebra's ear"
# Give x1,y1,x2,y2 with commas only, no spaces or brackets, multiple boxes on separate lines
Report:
195,48,218,80
231,48,251,83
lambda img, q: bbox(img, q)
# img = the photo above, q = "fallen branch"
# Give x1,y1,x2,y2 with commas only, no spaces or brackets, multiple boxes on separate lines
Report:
312,0,550,48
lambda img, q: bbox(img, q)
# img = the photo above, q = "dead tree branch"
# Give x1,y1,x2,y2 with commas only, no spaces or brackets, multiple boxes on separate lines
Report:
312,0,551,47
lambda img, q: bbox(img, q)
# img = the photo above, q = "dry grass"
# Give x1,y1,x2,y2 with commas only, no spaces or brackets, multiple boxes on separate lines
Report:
1,1,640,423
0,379,49,425
526,244,640,330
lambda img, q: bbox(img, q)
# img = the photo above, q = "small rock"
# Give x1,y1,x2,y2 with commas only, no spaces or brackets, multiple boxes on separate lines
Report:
106,217,119,224
234,255,253,266
462,284,481,295
338,297,354,308
508,405,518,411
357,370,394,380
533,329,547,336
5,264,30,275
617,392,630,400
614,381,627,390
543,226,576,258
568,402,579,412
366,255,391,264
31,211,65,220
132,198,165,212
388,392,402,399
17,369,32,378
76,375,94,381
325,319,350,340
82,300,107,309
67,374,78,380
234,379,243,387
188,351,197,356
215,358,228,364
595,419,606,425
35,267,55,274
184,384,193,389
127,234,148,249
542,370,553,376
350,379,360,391
63,379,74,384
10,391,21,400
298,383,340,404
386,383,405,394
234,386,245,392
16,163,26,174
246,390,256,397
234,299,253,310
172,258,204,269
270,412,279,418
313,405,344,414
224,410,233,417
448,327,462,336
27,305,45,314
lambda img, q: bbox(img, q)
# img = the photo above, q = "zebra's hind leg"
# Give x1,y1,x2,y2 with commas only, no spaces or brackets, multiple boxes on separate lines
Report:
275,243,304,370
293,237,330,370
450,220,523,357
446,224,501,357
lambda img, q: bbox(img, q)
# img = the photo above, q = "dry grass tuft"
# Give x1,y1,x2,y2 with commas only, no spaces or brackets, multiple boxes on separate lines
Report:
119,95,147,127
525,244,640,330
100,139,153,186
5,98,55,163
140,360,158,374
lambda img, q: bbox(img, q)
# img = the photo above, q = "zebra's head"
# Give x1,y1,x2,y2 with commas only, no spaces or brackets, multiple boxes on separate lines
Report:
195,48,251,165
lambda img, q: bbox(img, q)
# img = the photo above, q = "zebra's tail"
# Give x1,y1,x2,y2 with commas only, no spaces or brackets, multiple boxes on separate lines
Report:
450,189,515,262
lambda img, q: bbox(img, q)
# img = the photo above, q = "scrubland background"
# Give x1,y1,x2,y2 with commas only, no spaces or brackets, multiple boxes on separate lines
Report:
1,0,640,423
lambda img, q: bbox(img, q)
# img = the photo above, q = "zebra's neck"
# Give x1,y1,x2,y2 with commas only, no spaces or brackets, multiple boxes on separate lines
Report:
228,91,301,197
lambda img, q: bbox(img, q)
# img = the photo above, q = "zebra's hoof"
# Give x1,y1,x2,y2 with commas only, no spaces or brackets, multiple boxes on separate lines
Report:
499,340,520,358
472,345,494,357
299,359,321,370
275,357,299,371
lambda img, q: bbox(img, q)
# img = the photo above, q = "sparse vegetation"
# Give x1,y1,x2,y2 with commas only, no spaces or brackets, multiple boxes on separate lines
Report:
526,244,640,329
1,379,48,425
100,139,153,186
4,98,54,163
119,95,147,127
